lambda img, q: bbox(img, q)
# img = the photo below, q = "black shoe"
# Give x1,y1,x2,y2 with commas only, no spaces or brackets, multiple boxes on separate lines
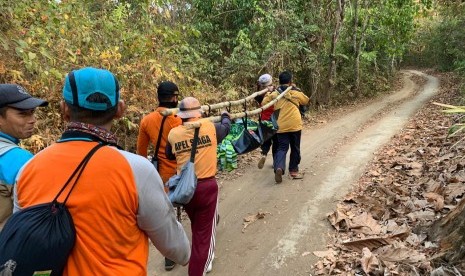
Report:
258,155,266,169
275,168,283,183
165,258,175,271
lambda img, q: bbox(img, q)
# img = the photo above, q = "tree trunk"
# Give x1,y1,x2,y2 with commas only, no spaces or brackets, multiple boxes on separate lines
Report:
353,0,369,96
428,197,465,266
390,55,396,76
352,0,359,94
322,0,345,105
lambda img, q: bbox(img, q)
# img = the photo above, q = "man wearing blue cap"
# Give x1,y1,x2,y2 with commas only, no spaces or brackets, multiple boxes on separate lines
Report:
0,84,48,228
13,67,190,275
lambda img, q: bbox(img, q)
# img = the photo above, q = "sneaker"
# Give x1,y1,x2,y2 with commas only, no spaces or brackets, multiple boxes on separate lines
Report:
275,168,283,183
206,252,214,273
257,155,266,169
165,258,175,271
206,260,213,273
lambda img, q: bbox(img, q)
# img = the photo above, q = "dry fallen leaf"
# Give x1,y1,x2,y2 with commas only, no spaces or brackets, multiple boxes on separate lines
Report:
327,204,353,230
317,75,465,274
444,183,465,203
360,247,380,275
374,245,426,263
406,210,436,222
342,237,392,252
347,212,382,235
312,249,337,259
242,212,269,233
424,192,445,211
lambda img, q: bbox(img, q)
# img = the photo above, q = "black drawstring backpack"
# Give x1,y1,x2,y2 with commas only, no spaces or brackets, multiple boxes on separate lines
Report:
232,115,261,154
0,143,104,276
257,114,276,145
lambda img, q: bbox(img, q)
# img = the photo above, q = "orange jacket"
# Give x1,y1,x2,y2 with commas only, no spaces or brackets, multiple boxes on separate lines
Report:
15,141,190,275
137,107,182,183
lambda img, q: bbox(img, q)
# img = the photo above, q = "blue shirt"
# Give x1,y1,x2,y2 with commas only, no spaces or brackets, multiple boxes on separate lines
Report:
0,132,33,185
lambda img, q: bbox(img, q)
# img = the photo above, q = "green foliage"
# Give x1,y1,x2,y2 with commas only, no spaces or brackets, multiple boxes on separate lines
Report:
0,0,441,150
405,1,465,75
0,0,207,149
434,102,465,148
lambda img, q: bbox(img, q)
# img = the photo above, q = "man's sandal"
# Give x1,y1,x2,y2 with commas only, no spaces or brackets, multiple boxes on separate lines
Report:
290,172,304,179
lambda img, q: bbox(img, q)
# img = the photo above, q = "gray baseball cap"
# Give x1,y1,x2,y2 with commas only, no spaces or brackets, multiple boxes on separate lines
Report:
0,84,48,109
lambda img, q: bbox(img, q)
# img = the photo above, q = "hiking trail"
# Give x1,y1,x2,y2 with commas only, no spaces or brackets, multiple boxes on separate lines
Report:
148,70,439,275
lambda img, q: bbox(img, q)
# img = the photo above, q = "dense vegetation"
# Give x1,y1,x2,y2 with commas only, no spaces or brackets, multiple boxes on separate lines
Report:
405,1,465,77
1,0,460,152
405,1,465,137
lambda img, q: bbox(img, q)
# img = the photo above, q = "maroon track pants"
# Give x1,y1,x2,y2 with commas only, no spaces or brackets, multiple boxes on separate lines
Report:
184,177,218,276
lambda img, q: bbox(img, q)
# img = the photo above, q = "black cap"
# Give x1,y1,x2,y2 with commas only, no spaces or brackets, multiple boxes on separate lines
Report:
157,81,179,98
278,71,293,85
0,84,48,109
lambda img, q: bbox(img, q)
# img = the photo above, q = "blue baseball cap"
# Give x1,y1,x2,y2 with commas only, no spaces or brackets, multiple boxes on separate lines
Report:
63,67,120,111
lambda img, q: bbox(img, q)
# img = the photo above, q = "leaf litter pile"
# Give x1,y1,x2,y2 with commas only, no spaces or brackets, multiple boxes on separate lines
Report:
314,72,465,275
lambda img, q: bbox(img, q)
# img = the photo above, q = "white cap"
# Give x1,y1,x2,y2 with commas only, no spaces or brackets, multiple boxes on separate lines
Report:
258,74,272,86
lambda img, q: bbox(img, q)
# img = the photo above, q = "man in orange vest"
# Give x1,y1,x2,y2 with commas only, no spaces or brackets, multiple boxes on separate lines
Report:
14,67,190,275
167,97,231,275
137,81,181,186
137,81,182,271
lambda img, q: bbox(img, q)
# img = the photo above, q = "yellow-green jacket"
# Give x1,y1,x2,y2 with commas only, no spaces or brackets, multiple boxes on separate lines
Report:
262,86,309,133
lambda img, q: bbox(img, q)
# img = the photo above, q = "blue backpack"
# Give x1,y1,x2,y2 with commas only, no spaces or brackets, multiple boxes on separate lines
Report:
0,143,103,276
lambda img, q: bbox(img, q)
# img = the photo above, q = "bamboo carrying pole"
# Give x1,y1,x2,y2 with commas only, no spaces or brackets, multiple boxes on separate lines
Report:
183,86,292,129
161,87,272,116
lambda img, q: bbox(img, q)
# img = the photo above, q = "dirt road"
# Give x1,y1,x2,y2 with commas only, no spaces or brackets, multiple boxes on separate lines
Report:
148,70,439,275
